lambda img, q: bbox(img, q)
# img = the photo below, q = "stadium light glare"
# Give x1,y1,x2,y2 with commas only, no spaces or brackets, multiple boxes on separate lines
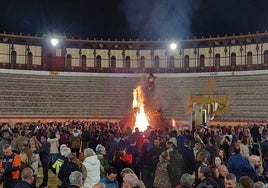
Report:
50,38,59,47
169,43,177,50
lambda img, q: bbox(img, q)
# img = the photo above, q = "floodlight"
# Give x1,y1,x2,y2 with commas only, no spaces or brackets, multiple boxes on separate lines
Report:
170,43,177,50
50,38,59,47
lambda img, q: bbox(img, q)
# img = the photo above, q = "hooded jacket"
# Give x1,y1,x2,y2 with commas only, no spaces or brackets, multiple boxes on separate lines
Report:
82,155,100,188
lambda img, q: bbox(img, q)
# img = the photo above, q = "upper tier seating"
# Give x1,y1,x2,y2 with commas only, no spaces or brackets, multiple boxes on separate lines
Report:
0,69,267,122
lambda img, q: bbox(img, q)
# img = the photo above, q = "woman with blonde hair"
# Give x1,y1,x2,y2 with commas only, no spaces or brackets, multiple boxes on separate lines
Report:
240,136,250,158
153,151,172,188
82,148,100,188
29,136,40,170
20,152,29,169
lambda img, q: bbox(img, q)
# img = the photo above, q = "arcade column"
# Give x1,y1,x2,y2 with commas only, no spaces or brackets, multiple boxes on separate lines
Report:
42,35,67,71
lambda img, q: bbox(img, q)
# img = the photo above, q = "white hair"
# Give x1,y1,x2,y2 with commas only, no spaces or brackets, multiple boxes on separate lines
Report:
83,148,95,158
69,171,82,185
61,147,71,157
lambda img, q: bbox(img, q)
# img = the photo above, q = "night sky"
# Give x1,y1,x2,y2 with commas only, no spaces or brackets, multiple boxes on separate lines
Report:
0,0,268,40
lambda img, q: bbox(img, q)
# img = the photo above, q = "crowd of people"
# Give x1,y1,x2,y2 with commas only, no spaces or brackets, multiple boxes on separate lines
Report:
0,120,268,188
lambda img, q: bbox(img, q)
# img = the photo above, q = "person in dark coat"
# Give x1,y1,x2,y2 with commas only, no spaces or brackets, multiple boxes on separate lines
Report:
126,138,139,176
210,166,225,188
205,138,219,165
81,127,91,151
181,139,195,174
14,167,35,188
139,140,153,188
105,134,118,163
58,153,80,188
33,135,51,188
261,135,268,158
167,139,185,187
197,165,220,188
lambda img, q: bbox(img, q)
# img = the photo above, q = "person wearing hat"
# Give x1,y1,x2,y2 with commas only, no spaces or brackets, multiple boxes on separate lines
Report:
96,144,110,178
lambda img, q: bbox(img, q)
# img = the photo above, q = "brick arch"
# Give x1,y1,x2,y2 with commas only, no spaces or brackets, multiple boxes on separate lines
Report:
66,54,72,68
140,56,145,69
247,51,253,65
184,55,189,69
231,52,236,67
81,55,87,70
199,54,205,67
111,56,116,68
125,56,130,68
264,50,268,64
96,55,101,68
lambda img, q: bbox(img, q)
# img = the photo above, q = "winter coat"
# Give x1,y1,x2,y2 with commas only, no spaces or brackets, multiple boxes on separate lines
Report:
168,150,184,187
154,160,172,188
241,160,260,182
58,161,80,188
100,176,119,188
82,155,100,188
197,177,220,188
227,154,247,179
14,180,33,188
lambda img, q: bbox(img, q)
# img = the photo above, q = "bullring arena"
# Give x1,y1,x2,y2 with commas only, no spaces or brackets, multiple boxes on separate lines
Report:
0,32,267,130
0,31,268,188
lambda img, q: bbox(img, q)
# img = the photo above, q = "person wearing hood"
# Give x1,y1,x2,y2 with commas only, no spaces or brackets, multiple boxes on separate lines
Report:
69,130,82,158
82,148,100,188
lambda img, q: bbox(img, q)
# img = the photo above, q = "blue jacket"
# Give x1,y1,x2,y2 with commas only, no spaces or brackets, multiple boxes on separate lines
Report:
241,160,259,182
100,176,119,188
227,154,247,179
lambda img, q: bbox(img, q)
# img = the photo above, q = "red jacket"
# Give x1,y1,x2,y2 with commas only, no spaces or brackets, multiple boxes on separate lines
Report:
120,153,133,165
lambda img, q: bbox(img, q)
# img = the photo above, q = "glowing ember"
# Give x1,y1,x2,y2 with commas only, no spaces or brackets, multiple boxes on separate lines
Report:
132,86,149,132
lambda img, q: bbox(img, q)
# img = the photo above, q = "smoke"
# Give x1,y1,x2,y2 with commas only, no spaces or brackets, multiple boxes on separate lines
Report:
120,0,200,40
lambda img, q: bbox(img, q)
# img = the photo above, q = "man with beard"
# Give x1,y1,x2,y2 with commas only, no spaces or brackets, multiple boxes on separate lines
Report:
242,155,264,182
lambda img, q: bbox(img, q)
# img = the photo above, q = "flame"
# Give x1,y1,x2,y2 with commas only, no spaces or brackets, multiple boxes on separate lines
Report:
133,86,149,132
172,118,176,127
